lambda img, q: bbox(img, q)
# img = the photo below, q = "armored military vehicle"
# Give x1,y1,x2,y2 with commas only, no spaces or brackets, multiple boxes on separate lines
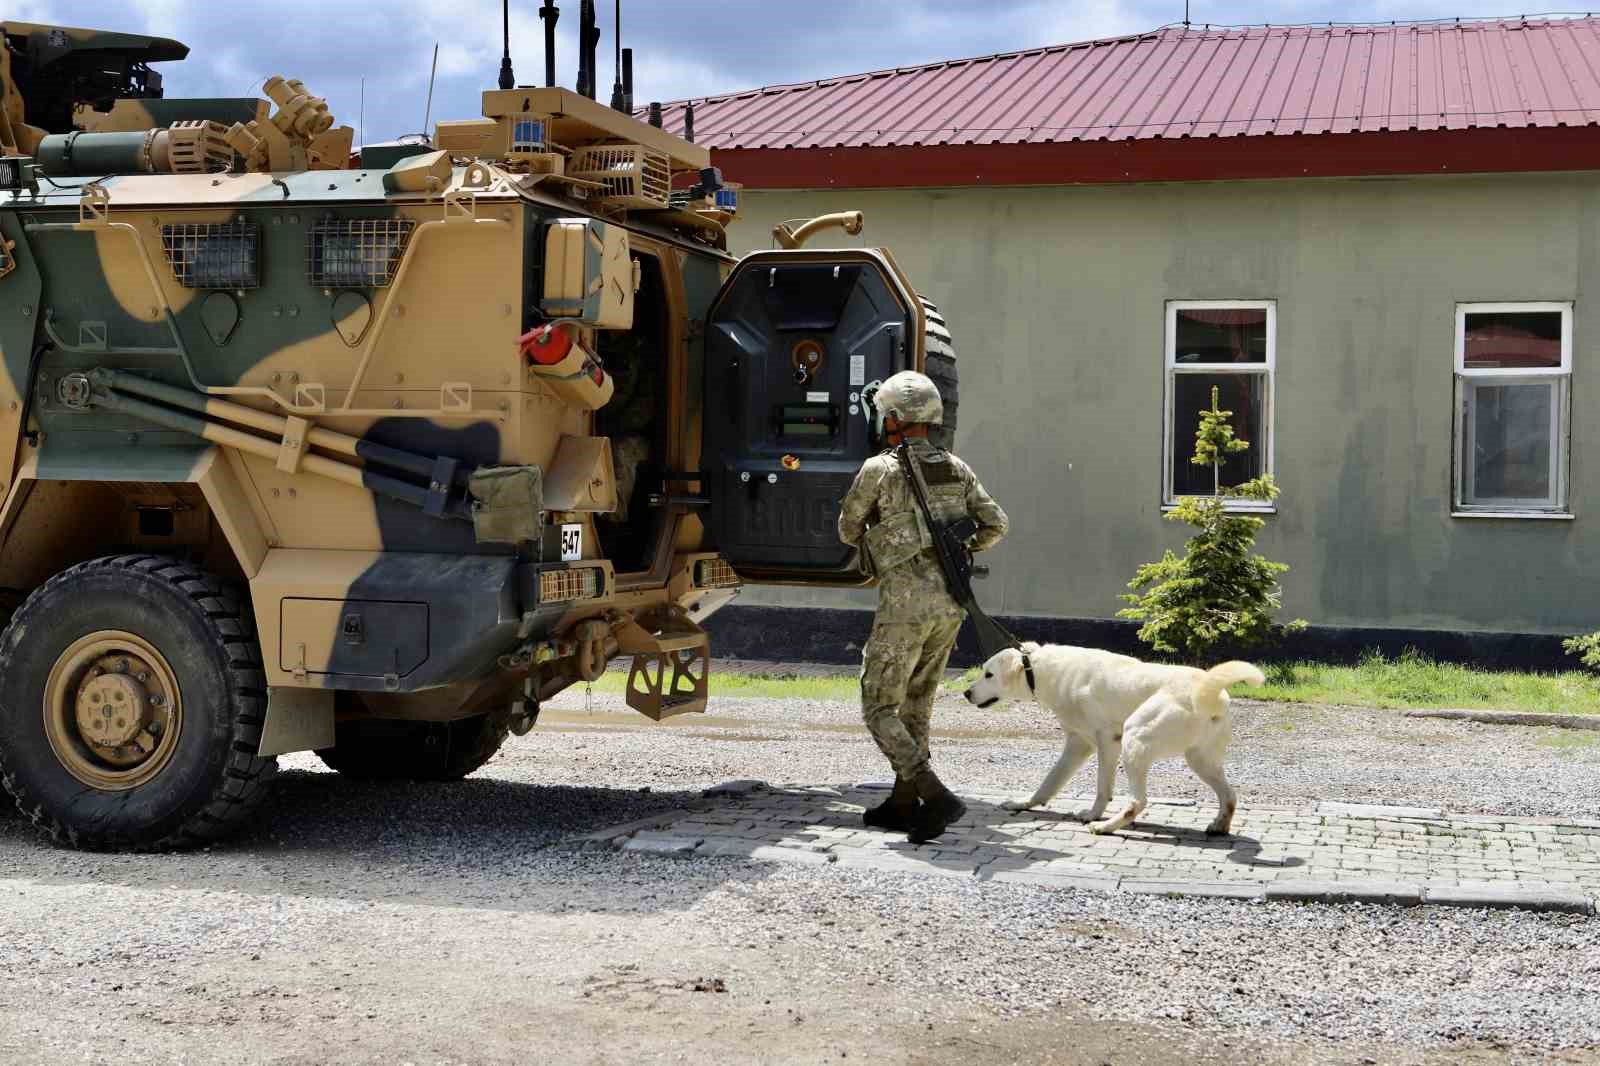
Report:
0,12,958,849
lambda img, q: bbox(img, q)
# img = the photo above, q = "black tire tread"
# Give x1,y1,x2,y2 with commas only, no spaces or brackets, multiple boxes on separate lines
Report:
919,295,959,451
0,554,276,851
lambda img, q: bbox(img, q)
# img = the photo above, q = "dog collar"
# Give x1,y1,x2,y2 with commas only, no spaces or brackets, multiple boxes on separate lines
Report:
1021,652,1036,694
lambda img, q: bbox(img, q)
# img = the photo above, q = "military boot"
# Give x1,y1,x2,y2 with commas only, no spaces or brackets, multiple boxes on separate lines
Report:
908,769,967,844
861,776,919,831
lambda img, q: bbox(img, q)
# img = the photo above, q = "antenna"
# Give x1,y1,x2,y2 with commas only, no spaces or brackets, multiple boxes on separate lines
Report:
499,0,516,90
358,76,365,151
610,0,626,112
1184,0,1191,25
422,43,439,142
577,0,600,100
540,2,560,87
622,47,634,111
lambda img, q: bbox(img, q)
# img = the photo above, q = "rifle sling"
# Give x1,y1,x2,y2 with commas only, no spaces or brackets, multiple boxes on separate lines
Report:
895,443,1020,659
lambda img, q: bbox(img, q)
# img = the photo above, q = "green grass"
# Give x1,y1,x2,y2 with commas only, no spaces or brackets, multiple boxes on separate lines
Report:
1536,730,1600,752
1256,649,1600,714
576,648,1600,714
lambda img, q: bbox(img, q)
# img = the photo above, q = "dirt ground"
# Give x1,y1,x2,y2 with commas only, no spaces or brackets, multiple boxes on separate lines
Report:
3,688,1598,1065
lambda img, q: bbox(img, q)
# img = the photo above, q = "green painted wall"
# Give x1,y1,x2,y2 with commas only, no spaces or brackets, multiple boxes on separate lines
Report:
727,172,1600,636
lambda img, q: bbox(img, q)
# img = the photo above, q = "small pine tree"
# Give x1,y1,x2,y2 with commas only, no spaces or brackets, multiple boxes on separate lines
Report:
1563,632,1600,671
1118,387,1306,662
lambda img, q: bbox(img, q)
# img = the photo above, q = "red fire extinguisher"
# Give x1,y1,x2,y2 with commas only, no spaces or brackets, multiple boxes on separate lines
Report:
519,323,573,365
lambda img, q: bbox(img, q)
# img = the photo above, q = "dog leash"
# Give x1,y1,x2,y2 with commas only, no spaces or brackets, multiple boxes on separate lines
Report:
1022,651,1037,694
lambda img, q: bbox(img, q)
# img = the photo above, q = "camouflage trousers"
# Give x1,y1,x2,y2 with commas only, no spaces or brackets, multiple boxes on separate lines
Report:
860,608,965,780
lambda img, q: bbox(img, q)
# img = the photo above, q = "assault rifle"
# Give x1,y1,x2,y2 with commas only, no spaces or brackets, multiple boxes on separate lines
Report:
895,445,1020,660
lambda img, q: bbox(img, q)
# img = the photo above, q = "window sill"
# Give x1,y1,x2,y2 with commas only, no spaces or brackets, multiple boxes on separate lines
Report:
1451,510,1574,521
1161,501,1277,515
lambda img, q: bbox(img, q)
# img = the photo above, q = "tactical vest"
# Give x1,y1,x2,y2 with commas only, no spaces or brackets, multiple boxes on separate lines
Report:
861,446,968,576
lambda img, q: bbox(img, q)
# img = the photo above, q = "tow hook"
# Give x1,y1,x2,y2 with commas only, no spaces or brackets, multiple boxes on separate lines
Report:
573,618,609,682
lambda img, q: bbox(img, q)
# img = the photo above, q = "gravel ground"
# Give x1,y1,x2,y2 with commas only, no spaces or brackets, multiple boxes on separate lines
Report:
537,683,1600,818
3,683,1600,1064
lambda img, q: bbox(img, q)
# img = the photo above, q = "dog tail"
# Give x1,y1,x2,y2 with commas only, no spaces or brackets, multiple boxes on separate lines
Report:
1193,661,1266,719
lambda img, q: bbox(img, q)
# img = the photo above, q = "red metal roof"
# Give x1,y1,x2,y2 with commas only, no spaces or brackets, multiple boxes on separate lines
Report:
651,17,1600,151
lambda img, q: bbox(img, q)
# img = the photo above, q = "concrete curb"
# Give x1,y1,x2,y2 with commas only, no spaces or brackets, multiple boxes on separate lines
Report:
1422,883,1595,914
1265,880,1424,906
1404,708,1600,731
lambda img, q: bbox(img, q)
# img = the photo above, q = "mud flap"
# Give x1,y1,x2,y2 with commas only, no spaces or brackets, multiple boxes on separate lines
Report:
258,687,335,756
609,606,709,720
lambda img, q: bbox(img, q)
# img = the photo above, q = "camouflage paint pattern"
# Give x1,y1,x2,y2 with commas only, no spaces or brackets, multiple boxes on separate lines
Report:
0,30,952,773
840,439,1008,779
0,45,754,735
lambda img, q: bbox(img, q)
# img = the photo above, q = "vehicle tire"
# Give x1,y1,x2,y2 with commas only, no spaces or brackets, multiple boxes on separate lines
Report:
314,712,509,781
0,555,275,850
920,295,959,451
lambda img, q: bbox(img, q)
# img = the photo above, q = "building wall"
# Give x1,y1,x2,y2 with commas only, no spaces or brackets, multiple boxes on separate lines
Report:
723,172,1600,637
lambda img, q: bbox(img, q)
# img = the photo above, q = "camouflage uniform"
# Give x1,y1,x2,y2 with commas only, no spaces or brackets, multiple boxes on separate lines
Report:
838,438,1008,780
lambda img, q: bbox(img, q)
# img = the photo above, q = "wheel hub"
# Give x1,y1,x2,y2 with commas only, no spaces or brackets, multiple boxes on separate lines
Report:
43,632,182,790
75,671,148,748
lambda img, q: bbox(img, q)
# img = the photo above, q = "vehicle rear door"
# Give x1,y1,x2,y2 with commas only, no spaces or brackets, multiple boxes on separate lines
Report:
700,249,918,583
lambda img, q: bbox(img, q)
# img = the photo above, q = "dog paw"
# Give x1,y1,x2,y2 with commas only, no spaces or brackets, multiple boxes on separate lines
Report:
1000,799,1035,813
1087,820,1117,835
1205,823,1233,837
1068,808,1102,824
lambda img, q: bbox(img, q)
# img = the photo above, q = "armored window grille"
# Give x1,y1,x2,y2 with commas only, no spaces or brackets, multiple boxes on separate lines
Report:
160,222,260,289
1163,300,1275,511
1452,303,1572,517
306,218,415,288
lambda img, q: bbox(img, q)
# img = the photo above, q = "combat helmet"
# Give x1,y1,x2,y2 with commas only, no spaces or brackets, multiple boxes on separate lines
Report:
873,370,944,426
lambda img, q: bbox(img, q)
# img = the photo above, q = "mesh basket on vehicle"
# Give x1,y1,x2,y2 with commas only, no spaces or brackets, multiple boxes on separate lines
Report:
568,145,671,210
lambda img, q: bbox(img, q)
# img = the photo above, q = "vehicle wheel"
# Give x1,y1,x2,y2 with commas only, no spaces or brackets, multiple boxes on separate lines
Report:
920,295,959,451
314,712,510,781
0,555,275,850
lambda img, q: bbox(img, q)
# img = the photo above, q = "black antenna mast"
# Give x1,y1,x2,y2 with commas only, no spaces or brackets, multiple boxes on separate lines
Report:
610,0,626,111
577,0,600,99
540,1,559,88
499,0,516,90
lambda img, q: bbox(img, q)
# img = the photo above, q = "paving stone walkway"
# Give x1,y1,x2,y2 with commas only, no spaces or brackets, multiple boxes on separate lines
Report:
578,782,1600,914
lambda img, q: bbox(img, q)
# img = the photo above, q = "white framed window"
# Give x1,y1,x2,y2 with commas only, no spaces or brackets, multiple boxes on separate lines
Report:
1163,300,1275,509
1453,302,1572,517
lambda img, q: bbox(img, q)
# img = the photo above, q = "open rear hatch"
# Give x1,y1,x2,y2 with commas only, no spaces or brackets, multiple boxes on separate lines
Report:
700,249,920,584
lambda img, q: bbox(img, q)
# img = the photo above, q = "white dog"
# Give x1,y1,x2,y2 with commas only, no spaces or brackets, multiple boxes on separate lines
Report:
963,643,1264,836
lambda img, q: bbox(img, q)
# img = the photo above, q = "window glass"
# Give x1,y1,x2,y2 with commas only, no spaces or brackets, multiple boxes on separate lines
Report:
1467,381,1555,502
1170,373,1266,495
1463,311,1562,370
1173,308,1267,364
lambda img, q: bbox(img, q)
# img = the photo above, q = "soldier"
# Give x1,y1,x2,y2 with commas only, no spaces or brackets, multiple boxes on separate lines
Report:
838,370,1008,843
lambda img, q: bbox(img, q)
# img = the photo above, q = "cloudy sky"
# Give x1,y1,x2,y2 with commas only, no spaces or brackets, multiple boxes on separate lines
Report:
13,0,1546,144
